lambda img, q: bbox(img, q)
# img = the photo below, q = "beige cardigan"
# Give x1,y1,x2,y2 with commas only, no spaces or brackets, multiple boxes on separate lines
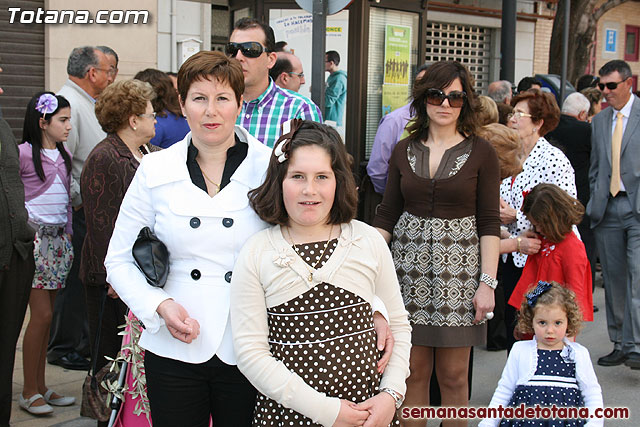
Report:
230,220,411,426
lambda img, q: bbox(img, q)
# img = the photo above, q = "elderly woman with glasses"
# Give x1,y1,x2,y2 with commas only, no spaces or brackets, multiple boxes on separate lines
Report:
499,88,577,350
374,60,500,426
79,79,159,425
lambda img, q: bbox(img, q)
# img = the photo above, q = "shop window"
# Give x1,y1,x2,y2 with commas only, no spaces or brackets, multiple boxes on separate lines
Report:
625,25,639,62
365,8,420,158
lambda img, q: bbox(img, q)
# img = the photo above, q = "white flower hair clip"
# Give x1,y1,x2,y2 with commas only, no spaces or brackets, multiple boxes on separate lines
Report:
272,118,303,163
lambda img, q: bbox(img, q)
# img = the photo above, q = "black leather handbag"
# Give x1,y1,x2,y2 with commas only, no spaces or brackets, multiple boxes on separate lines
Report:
132,227,170,288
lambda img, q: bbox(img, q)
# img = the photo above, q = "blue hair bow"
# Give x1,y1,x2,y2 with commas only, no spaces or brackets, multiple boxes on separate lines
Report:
526,281,553,307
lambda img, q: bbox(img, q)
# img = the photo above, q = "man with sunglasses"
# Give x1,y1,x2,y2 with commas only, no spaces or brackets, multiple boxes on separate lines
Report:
587,59,640,370
227,18,321,148
269,52,306,93
48,45,118,371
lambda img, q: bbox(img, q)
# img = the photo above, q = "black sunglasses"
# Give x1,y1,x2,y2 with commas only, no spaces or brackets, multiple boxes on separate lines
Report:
598,78,628,91
425,88,467,108
225,42,268,59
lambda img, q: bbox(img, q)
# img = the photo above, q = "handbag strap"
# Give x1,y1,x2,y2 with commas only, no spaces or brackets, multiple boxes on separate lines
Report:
88,287,109,379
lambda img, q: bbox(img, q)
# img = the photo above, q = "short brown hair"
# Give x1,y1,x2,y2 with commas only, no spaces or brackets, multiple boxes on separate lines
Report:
476,95,499,126
476,123,523,180
521,183,584,243
517,281,583,338
177,51,244,107
134,68,182,118
95,79,155,133
510,88,560,135
408,61,479,141
249,121,357,226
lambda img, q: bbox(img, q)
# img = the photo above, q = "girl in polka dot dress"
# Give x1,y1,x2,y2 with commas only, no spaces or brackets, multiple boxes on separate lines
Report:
231,120,411,427
480,281,603,427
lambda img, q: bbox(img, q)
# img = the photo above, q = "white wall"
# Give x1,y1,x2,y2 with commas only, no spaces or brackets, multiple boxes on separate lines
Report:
157,0,211,72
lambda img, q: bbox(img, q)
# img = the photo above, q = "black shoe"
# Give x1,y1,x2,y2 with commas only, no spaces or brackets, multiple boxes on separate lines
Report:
593,305,599,313
49,352,90,371
597,349,628,366
624,353,640,370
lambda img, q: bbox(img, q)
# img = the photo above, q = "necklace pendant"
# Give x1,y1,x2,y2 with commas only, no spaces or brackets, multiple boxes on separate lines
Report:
308,272,313,282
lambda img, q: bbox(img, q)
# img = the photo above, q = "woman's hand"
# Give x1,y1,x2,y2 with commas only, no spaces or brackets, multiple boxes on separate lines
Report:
518,231,541,255
333,400,369,427
373,312,394,374
106,284,119,299
499,198,517,225
354,393,396,427
156,299,200,343
473,283,495,324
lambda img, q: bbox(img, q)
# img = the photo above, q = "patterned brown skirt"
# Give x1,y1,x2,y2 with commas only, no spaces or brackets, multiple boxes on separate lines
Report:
253,283,399,426
392,211,486,347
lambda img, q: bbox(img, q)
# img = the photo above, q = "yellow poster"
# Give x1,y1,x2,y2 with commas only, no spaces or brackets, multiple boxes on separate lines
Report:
382,84,410,116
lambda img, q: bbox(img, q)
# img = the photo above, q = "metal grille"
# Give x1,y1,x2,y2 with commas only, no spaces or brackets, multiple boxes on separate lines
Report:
425,22,491,94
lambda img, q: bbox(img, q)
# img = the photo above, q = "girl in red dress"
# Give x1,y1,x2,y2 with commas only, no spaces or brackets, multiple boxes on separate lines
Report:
508,183,593,322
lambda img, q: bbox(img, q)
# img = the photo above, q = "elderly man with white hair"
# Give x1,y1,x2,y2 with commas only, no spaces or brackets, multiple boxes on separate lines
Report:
488,79,513,124
546,91,597,302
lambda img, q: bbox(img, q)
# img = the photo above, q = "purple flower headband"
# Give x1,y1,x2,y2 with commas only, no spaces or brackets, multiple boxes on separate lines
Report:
526,281,553,307
273,118,303,163
36,93,58,118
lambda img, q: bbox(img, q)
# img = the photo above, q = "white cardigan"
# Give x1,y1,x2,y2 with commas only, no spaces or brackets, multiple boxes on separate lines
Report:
105,126,271,364
479,338,603,427
230,220,412,427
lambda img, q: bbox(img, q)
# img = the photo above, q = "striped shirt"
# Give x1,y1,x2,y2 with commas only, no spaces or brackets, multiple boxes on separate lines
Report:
237,79,322,147
25,149,69,225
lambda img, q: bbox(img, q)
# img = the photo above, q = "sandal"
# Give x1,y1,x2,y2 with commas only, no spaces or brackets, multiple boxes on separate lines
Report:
18,393,54,415
44,389,76,406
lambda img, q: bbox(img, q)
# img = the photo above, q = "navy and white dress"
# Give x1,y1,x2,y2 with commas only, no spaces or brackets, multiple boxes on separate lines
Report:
500,349,585,427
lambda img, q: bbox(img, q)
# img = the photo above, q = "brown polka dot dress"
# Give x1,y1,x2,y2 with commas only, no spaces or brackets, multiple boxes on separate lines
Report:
253,239,399,426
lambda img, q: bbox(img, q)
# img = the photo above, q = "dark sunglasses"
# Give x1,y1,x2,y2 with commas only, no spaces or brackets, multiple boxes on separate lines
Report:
425,88,467,108
598,78,628,91
225,42,268,58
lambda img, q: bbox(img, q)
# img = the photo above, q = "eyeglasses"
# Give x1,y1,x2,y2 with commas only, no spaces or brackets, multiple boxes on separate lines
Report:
507,111,533,120
425,88,467,108
225,42,268,59
138,112,157,119
598,78,628,91
287,71,304,78
94,67,118,77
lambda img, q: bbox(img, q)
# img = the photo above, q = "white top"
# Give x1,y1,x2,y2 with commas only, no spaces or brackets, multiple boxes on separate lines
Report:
105,126,271,364
25,149,68,225
478,338,603,427
230,220,411,427
499,137,577,267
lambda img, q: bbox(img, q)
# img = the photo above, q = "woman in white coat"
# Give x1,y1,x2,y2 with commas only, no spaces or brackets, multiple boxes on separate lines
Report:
104,51,271,426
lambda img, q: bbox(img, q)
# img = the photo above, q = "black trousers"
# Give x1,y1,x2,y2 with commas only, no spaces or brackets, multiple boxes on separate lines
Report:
577,217,597,291
0,250,34,427
48,208,89,360
144,351,256,427
501,255,524,352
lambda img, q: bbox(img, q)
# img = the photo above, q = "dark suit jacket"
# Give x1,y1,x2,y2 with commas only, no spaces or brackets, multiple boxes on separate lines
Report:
0,118,34,268
79,133,160,286
587,95,640,227
546,114,592,207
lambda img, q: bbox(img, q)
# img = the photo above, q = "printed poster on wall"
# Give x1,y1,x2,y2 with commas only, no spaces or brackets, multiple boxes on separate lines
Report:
381,85,409,116
384,24,411,85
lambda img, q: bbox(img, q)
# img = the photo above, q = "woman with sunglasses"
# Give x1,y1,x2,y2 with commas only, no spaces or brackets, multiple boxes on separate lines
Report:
374,60,500,426
499,88,576,351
